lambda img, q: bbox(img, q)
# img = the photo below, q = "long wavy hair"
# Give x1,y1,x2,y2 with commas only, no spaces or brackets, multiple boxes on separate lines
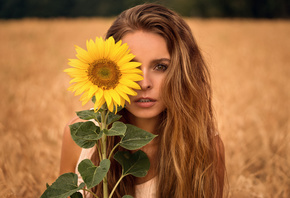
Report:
90,3,225,198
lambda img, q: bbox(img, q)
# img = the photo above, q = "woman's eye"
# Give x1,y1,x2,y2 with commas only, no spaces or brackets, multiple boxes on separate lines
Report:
154,64,168,71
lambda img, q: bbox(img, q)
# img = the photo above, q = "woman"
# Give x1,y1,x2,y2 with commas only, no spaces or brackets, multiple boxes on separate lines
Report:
60,3,225,198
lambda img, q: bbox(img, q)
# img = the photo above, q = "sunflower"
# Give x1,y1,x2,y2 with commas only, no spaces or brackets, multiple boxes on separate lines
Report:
64,36,143,112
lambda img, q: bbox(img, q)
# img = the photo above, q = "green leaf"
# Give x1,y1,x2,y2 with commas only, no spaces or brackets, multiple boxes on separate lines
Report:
70,122,99,148
70,192,83,198
76,109,99,120
92,96,96,104
106,112,122,125
104,121,127,136
114,150,150,177
40,173,85,198
119,124,157,150
78,159,110,189
122,196,133,198
75,121,102,140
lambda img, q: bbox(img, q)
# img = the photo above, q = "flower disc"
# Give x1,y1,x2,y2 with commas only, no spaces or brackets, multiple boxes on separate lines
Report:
88,59,121,90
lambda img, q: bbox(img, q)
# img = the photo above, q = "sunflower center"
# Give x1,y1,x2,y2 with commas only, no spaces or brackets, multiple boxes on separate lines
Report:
88,59,121,90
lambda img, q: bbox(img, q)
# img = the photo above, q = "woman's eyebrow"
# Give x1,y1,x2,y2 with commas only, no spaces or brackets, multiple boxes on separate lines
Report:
132,58,170,63
151,58,171,63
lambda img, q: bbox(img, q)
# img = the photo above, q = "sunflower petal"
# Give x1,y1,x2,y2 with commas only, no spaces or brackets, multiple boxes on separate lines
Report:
121,68,143,74
119,78,141,90
115,86,131,103
108,89,121,106
118,84,137,96
94,96,105,111
107,99,114,112
87,39,98,60
104,90,112,109
75,45,94,63
117,54,135,66
120,62,141,70
68,59,88,69
121,74,143,81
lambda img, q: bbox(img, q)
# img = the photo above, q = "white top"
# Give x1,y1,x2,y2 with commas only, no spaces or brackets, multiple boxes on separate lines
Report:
75,146,156,198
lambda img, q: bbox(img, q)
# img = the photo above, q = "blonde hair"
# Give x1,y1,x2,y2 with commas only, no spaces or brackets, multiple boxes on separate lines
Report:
91,3,225,198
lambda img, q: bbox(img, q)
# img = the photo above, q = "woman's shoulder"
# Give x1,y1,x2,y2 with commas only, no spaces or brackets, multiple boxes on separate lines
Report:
59,116,85,174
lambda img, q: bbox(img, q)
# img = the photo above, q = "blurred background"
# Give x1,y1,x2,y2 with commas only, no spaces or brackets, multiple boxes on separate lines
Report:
0,0,289,198
0,0,289,18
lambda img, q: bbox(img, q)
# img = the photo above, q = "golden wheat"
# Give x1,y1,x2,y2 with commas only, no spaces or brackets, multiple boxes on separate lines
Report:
0,18,289,198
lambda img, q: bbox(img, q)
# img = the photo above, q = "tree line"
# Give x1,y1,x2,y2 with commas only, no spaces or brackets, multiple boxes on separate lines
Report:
0,0,289,19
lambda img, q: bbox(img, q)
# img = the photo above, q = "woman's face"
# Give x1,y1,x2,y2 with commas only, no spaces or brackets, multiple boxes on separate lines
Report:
121,30,170,120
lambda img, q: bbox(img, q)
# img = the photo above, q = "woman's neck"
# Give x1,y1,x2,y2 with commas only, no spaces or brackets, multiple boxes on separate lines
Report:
126,113,160,135
124,112,161,184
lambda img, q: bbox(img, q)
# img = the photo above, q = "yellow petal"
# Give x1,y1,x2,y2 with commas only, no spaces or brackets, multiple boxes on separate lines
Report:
108,89,121,105
80,92,91,105
95,88,104,102
80,85,98,103
120,97,125,107
74,81,91,96
87,39,98,60
104,90,112,109
110,42,129,62
68,59,88,69
120,62,141,70
118,84,137,96
121,74,143,81
121,68,143,74
115,85,131,103
75,45,94,63
117,54,135,66
104,37,114,59
69,77,87,84
119,78,141,90
95,37,105,58
94,96,105,111
107,99,114,112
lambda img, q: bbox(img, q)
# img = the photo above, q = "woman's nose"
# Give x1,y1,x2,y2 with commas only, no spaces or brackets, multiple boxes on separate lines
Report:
138,70,152,90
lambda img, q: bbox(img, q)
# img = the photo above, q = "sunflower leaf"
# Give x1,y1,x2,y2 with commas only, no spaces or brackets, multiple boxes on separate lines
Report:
122,196,133,198
70,122,100,148
78,159,110,189
106,112,122,125
40,173,85,198
119,124,157,150
76,109,100,120
104,121,127,136
114,150,150,177
91,95,96,104
75,121,102,140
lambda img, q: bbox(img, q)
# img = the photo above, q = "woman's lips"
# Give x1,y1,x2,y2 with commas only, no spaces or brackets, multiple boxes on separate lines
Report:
134,97,156,108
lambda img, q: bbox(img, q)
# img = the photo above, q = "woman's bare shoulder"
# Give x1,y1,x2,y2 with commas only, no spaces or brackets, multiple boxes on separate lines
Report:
59,116,85,175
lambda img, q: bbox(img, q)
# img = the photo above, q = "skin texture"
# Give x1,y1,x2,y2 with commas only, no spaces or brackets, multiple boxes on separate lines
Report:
122,31,170,134
59,117,82,175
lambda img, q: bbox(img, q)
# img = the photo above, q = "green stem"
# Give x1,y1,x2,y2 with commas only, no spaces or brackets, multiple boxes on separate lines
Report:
108,143,120,160
108,175,125,198
100,109,109,198
83,188,99,198
105,110,110,124
95,141,102,161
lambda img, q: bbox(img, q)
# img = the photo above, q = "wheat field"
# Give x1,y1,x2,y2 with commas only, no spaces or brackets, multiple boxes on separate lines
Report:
0,18,289,198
